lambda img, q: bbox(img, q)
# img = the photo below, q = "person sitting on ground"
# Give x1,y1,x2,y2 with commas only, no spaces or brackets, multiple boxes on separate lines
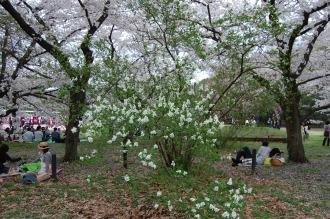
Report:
0,143,21,174
323,121,330,146
4,127,13,141
256,141,272,165
51,127,61,143
35,142,52,181
42,127,50,141
34,126,43,142
232,142,272,166
22,127,34,142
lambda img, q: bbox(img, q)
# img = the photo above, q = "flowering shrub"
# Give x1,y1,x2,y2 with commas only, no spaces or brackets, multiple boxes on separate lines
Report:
153,178,252,219
85,71,225,170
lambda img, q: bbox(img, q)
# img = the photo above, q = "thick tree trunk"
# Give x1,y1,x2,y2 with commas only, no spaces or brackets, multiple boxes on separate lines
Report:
63,89,86,161
282,82,307,163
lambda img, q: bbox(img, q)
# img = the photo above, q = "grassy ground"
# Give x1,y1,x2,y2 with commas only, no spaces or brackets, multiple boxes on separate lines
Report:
1,127,329,218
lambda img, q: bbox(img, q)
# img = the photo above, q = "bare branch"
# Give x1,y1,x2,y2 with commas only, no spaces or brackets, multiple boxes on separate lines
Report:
11,40,37,80
297,73,330,86
108,25,116,60
1,23,9,79
21,0,59,45
209,45,256,111
22,65,53,79
80,0,110,65
77,0,93,28
0,0,76,77
59,28,83,45
287,2,330,55
299,18,330,36
296,15,330,75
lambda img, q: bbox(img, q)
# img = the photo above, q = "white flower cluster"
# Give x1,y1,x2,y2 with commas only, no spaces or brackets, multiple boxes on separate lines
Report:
220,154,233,161
175,169,188,176
138,149,157,169
79,149,97,161
188,178,253,219
84,71,225,168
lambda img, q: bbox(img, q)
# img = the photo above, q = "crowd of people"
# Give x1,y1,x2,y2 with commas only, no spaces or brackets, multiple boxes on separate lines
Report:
0,125,66,143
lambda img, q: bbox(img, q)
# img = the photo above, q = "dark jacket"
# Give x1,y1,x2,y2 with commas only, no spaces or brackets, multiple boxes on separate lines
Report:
0,150,20,165
51,131,60,142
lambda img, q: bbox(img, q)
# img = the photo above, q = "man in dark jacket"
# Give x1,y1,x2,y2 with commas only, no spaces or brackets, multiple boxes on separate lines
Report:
0,143,21,174
51,127,61,143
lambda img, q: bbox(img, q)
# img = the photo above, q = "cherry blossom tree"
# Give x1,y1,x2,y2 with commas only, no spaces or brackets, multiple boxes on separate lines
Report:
0,12,60,118
0,0,114,161
250,0,330,162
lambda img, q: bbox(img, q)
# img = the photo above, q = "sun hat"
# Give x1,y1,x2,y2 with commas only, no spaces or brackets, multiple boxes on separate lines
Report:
38,142,49,150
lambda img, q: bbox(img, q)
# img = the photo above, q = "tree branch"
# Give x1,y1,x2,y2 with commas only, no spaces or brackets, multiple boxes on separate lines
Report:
298,73,330,86
80,0,110,66
0,108,18,118
287,2,330,55
301,102,330,121
21,0,59,45
108,25,116,60
296,15,330,75
77,0,93,28
0,0,76,77
1,23,9,79
11,40,36,80
22,65,53,79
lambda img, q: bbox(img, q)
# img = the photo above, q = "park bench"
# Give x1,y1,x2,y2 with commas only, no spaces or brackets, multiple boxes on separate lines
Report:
229,136,287,143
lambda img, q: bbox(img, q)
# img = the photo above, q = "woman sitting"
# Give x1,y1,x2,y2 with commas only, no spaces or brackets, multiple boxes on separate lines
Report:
35,142,52,181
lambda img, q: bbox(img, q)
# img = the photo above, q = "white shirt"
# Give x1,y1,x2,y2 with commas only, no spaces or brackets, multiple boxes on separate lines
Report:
256,146,271,165
38,151,52,174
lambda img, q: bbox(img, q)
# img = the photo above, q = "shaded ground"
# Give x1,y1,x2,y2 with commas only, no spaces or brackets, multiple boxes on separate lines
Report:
0,143,175,219
215,158,330,218
1,128,330,218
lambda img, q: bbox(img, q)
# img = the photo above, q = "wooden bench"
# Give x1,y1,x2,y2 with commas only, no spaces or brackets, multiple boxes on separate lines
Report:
229,136,287,143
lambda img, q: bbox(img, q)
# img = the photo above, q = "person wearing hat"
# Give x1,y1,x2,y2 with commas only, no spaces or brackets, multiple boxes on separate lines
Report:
36,142,52,181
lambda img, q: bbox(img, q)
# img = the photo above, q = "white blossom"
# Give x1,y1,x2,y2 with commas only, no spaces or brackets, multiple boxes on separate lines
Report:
222,211,230,218
124,174,130,182
71,127,77,133
87,137,93,143
227,178,233,186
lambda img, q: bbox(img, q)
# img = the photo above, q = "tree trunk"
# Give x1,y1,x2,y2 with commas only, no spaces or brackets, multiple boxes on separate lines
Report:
63,89,86,161
282,82,307,163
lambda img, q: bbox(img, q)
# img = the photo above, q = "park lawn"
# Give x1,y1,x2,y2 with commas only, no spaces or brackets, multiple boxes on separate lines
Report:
1,127,329,218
